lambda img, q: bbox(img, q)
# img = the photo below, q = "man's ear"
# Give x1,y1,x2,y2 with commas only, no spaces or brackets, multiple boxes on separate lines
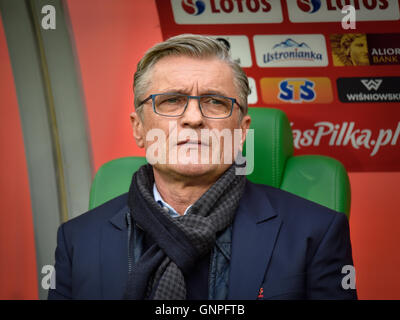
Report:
130,112,145,148
239,114,251,149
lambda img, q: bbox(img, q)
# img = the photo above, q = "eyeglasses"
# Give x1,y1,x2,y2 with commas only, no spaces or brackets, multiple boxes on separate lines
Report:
138,93,243,119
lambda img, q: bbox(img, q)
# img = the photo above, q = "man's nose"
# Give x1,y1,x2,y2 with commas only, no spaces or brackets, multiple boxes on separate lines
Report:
180,97,204,128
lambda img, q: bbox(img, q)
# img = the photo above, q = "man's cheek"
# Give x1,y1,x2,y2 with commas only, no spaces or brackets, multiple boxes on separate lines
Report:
145,128,167,165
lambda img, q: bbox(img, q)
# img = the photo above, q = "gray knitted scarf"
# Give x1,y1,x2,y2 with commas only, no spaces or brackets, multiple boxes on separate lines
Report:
125,163,246,300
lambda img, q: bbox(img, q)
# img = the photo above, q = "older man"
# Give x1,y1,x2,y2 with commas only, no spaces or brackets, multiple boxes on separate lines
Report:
48,34,357,300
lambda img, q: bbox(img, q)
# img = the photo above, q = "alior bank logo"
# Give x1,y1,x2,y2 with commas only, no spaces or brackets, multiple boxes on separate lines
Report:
297,0,321,13
181,0,206,15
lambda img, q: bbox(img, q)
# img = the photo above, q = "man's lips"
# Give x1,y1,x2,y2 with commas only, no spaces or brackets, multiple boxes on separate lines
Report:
177,139,209,146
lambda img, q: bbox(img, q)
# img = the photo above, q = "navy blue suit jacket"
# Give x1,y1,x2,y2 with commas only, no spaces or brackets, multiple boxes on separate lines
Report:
48,181,357,300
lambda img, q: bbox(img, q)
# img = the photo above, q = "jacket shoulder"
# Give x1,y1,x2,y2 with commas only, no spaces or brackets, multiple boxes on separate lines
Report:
62,193,129,237
244,180,344,227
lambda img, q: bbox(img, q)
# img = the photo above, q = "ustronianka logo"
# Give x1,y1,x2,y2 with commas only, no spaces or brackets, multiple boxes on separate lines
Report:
296,0,321,13
291,121,400,157
254,34,328,67
181,0,206,15
268,38,324,64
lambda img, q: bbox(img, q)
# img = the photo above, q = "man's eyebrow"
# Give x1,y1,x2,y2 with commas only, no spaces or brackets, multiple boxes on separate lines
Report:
158,89,190,95
157,89,230,97
200,90,228,97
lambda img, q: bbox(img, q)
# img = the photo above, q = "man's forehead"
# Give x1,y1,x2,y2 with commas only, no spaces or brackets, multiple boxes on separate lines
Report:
147,55,236,94
151,55,230,75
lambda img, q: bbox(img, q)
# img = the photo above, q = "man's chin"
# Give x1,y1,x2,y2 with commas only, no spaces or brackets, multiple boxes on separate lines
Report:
154,162,228,179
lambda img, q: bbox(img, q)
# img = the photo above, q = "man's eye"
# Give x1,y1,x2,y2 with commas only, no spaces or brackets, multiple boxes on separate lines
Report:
204,97,224,105
159,96,183,104
211,99,223,104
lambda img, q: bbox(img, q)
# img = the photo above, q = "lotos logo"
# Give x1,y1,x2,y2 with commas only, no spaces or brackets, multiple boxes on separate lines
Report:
288,0,399,22
181,0,206,15
297,0,321,13
260,77,333,104
172,0,283,24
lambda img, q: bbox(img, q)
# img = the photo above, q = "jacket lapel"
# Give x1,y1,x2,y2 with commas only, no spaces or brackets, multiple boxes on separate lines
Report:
228,182,282,299
98,182,282,300
100,205,130,299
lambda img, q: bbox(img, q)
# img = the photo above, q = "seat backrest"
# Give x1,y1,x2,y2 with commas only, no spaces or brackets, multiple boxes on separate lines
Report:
89,107,351,217
245,107,293,188
89,156,147,210
281,155,351,216
245,108,350,216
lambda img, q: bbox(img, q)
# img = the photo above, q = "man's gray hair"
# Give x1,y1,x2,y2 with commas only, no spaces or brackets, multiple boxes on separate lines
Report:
133,34,251,117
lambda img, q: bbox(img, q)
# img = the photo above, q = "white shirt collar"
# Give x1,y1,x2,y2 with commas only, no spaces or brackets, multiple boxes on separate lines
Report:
153,183,192,217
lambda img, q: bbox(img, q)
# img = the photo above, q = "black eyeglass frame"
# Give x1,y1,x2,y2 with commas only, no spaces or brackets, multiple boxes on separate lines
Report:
138,93,243,119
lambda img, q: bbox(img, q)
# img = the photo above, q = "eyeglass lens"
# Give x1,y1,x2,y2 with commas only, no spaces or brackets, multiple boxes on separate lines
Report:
154,94,232,118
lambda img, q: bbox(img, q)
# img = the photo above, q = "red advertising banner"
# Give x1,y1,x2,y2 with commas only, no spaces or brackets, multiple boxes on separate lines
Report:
155,0,400,171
